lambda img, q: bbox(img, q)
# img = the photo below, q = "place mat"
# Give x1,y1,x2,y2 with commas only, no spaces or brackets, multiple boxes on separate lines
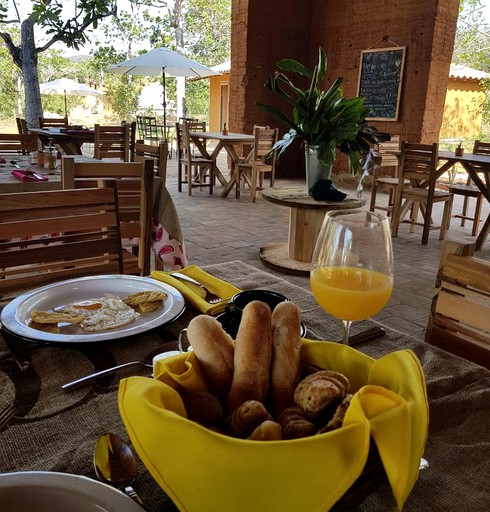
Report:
0,261,489,512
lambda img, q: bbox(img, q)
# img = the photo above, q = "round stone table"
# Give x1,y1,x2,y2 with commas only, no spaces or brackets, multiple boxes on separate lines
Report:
260,186,365,276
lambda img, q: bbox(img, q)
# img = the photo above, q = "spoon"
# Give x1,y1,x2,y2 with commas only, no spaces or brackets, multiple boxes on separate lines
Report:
94,433,144,506
62,339,179,391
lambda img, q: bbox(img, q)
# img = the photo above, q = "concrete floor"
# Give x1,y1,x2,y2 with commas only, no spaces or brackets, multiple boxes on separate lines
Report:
161,152,490,341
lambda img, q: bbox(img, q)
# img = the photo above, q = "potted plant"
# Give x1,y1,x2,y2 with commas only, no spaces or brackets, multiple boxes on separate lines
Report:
455,141,464,156
257,48,390,201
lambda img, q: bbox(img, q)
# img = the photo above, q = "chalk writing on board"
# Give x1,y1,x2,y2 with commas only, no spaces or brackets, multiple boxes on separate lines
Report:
357,46,406,121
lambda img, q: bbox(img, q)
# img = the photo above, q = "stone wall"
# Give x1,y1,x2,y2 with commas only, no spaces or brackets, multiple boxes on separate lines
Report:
230,0,460,178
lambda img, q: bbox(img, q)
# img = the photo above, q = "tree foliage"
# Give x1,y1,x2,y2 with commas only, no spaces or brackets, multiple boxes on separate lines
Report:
0,0,117,126
453,0,490,125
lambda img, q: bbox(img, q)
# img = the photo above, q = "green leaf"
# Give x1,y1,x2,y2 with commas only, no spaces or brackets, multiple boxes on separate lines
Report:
276,59,313,80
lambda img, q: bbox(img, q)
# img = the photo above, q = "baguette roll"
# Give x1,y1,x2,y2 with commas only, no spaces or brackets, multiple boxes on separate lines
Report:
270,301,302,416
187,315,234,401
227,301,272,413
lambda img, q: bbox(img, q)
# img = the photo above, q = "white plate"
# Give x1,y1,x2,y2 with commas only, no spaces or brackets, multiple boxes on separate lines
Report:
0,471,145,512
1,275,185,343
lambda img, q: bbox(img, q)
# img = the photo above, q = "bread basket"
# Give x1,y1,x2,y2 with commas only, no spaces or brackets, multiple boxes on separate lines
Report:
119,340,428,511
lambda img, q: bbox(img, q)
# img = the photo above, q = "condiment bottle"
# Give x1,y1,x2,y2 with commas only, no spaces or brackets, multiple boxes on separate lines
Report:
222,123,229,136
44,138,57,170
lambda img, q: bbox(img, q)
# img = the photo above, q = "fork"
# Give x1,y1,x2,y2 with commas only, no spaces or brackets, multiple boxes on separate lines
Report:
170,272,226,304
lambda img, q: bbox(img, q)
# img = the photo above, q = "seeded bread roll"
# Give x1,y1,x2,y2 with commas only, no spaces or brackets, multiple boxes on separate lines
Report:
227,301,272,413
187,315,235,401
270,301,302,416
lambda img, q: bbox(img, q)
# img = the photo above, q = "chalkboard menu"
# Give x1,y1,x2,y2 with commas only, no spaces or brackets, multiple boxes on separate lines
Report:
357,46,406,121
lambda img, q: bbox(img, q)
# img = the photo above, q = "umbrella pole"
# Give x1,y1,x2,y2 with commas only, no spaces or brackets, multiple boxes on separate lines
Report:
64,91,67,118
162,68,167,142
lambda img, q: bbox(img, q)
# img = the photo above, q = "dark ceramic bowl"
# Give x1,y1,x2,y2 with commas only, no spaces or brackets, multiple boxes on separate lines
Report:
228,289,289,313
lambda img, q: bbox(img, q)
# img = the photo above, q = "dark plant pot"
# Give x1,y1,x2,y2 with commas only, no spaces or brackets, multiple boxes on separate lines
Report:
455,147,464,156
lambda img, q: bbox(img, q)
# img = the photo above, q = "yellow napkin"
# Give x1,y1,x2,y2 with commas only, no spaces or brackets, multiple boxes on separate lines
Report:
119,340,428,512
151,265,241,315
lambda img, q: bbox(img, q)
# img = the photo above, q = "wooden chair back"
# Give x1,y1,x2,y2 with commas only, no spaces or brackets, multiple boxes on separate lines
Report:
16,118,29,135
137,116,164,143
426,241,490,369
0,186,123,300
39,117,68,129
61,157,154,275
134,141,168,182
0,133,37,154
377,135,400,170
473,140,490,157
94,124,130,161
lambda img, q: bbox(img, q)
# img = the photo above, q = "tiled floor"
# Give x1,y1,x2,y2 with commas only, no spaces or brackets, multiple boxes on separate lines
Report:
163,153,489,341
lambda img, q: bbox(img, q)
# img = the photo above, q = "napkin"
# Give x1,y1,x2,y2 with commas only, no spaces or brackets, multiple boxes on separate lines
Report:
11,170,48,182
151,265,241,315
119,341,428,512
0,158,6,163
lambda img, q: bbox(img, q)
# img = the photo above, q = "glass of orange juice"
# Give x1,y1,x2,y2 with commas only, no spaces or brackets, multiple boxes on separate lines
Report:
310,210,394,345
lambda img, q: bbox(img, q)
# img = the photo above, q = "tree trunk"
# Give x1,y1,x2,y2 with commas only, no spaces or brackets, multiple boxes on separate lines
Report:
21,19,42,128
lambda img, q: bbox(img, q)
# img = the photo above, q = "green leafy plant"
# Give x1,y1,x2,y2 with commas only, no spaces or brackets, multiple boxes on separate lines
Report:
257,48,390,174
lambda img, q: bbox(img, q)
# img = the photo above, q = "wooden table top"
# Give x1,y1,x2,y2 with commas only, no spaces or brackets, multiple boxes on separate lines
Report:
262,186,366,210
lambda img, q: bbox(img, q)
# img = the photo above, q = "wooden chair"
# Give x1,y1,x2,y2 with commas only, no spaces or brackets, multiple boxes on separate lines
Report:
38,117,68,129
0,133,37,154
369,135,407,217
137,116,164,144
61,157,154,276
134,141,168,182
235,125,279,202
425,241,490,369
125,121,137,162
0,186,123,301
176,122,215,195
448,140,488,236
94,124,130,161
391,141,453,244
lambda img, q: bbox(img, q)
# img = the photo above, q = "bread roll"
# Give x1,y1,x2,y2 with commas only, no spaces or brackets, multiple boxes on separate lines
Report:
229,399,272,438
227,301,272,413
187,315,234,401
247,420,282,441
270,301,301,416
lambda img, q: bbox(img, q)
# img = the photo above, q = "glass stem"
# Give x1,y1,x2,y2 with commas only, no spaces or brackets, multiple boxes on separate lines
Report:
342,320,352,345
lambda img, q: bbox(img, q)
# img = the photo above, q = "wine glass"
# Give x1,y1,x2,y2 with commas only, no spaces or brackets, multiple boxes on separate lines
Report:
310,210,394,345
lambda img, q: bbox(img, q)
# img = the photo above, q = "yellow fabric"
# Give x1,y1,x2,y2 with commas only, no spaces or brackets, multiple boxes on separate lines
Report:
119,340,428,512
151,265,241,315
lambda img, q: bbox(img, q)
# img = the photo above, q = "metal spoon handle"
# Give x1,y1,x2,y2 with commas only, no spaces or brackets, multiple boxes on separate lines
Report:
123,485,145,507
62,361,152,391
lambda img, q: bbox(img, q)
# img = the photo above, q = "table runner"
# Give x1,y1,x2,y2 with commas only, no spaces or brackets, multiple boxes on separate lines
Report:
0,261,489,511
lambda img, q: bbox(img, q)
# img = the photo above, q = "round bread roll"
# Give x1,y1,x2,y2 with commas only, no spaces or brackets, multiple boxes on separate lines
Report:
227,301,272,413
229,400,272,438
187,315,235,401
270,301,302,416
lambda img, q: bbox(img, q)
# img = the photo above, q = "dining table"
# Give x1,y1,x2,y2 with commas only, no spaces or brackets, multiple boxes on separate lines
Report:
30,127,95,155
0,155,187,271
436,150,490,249
188,131,254,196
0,261,488,511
